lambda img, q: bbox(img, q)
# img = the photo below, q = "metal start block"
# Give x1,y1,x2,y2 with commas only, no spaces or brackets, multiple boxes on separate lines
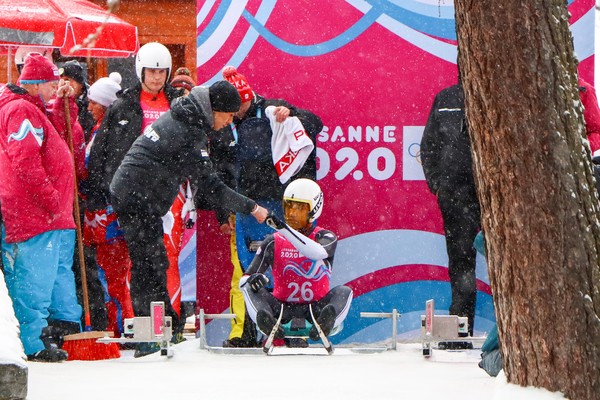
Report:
420,315,468,339
421,299,470,357
97,302,174,357
123,301,173,342
123,316,173,341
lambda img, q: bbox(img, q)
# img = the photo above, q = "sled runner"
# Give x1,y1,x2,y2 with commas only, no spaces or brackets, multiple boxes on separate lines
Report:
197,308,385,355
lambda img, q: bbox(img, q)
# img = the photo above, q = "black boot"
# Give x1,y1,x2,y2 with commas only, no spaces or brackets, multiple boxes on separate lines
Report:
28,326,70,363
27,348,68,362
438,341,473,350
309,305,336,341
257,310,284,339
47,319,81,334
223,308,260,348
40,326,68,350
133,343,160,358
222,337,260,348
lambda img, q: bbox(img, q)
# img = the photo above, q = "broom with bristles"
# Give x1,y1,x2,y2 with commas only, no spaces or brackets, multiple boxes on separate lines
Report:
60,92,120,360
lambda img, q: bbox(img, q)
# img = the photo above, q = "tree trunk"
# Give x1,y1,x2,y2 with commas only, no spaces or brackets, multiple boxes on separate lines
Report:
454,1,600,398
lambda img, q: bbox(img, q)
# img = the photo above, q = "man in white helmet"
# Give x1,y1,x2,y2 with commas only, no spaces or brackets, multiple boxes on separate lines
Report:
85,42,182,341
240,178,353,349
87,42,181,217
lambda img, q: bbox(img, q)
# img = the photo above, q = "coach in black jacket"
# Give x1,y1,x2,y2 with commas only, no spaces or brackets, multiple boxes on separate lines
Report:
420,83,481,343
110,81,268,354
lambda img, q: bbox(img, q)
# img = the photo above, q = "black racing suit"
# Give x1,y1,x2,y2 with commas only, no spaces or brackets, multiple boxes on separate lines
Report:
242,226,352,336
420,84,481,335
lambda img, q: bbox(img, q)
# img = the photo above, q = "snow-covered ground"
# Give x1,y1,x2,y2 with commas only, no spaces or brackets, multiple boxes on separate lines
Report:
25,338,564,400
2,273,568,400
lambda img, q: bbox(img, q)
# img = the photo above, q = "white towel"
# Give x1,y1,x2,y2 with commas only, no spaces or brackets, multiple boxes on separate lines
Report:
266,106,315,184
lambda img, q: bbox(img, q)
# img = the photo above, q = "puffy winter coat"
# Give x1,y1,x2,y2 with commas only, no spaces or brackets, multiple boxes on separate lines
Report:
420,84,476,194
110,86,257,217
86,82,181,211
0,84,76,243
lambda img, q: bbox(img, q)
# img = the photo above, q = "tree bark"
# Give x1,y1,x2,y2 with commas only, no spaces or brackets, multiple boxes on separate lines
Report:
454,1,600,398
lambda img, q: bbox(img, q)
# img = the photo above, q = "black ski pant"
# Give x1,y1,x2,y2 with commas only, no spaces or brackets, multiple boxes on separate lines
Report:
437,184,481,336
111,201,181,335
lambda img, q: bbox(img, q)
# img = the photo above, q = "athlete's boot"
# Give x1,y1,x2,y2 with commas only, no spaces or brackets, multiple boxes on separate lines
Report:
309,304,336,341
257,310,284,339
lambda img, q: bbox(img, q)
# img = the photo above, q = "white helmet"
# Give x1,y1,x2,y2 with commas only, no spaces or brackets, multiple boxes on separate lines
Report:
14,46,53,66
283,178,324,222
135,42,172,82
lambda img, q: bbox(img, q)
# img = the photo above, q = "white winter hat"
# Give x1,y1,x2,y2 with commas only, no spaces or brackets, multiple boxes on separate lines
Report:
88,72,122,107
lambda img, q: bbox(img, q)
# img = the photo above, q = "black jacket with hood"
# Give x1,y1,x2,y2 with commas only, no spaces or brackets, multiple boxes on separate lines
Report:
109,86,257,217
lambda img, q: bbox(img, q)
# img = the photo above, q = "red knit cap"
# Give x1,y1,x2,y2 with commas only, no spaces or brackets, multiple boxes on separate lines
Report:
19,53,60,84
170,74,195,92
222,66,254,102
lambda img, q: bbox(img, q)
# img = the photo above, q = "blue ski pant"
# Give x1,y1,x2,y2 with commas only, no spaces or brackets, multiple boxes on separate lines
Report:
2,228,82,355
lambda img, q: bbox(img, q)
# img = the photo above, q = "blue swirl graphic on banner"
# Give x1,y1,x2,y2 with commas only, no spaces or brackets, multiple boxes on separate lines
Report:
200,0,458,82
241,0,456,57
196,0,233,48
199,0,588,83
242,7,382,56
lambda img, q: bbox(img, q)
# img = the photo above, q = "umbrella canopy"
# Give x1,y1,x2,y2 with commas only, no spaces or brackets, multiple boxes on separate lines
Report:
0,0,138,58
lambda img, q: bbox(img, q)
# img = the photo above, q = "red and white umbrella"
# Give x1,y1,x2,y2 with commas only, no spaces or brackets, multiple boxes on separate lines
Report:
0,0,138,58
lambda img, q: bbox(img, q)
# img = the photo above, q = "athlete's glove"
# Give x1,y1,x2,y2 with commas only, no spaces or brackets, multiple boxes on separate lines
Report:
247,273,269,292
265,213,285,230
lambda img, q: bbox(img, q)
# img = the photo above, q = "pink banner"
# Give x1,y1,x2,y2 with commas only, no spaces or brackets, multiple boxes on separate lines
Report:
193,0,595,343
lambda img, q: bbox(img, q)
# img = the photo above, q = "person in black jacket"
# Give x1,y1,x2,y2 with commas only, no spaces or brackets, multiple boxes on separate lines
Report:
420,83,481,347
110,81,268,357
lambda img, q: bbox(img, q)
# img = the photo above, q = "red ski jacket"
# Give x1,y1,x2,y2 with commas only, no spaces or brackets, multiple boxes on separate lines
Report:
0,84,76,243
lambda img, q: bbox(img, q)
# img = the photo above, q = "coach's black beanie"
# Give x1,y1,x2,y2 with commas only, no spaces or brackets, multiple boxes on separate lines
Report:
209,80,241,112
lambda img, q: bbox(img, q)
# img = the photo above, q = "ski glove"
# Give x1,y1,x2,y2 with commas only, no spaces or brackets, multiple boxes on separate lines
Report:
265,213,285,230
247,273,269,292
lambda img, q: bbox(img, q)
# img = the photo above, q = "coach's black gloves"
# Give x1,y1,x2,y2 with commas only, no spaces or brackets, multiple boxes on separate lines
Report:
265,213,285,230
247,273,269,292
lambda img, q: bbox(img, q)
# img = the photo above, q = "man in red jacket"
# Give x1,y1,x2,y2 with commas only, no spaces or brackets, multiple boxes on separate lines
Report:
0,53,82,362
